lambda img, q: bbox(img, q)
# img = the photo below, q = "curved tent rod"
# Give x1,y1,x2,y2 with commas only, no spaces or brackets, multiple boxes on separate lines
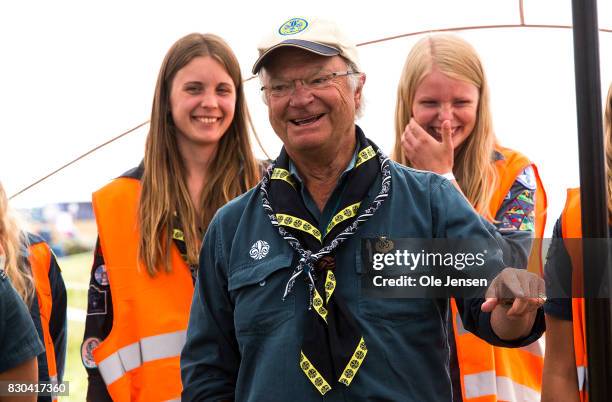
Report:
9,12,612,200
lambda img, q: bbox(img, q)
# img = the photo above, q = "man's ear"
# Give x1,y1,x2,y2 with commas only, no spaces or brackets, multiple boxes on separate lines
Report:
354,73,366,111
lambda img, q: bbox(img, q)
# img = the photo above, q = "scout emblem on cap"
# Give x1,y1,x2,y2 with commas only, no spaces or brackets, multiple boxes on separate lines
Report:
279,17,309,35
250,240,270,260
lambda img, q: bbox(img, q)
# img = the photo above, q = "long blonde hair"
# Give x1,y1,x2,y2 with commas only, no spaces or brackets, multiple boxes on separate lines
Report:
605,83,612,216
138,33,261,275
393,34,498,218
0,182,34,305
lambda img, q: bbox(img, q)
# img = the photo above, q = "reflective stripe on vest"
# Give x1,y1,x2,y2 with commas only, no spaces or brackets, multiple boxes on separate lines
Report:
464,371,540,401
577,366,587,392
455,310,546,360
48,375,59,402
28,241,59,390
561,188,588,402
98,330,186,385
91,178,193,402
453,147,547,402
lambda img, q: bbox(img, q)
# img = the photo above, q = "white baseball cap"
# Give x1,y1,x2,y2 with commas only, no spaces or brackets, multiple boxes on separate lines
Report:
252,16,360,74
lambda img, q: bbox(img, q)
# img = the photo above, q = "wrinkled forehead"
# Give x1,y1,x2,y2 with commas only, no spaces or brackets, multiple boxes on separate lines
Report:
261,47,348,79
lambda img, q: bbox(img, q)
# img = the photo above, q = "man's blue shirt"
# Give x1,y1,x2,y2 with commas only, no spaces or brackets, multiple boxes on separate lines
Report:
181,149,545,402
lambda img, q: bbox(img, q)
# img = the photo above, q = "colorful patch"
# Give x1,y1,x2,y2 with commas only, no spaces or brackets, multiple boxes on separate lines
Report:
517,190,535,206
519,216,535,231
279,17,309,36
81,337,101,369
87,285,107,316
94,265,109,286
498,192,535,232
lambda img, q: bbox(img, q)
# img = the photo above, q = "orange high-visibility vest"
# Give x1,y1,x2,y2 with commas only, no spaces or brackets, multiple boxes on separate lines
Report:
451,146,547,401
91,177,194,402
560,188,588,401
28,238,60,402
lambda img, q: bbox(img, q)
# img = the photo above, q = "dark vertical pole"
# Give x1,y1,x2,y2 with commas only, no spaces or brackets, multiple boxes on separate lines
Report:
571,0,612,400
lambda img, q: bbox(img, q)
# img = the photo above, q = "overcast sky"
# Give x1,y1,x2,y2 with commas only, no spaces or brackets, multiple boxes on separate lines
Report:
1,0,611,235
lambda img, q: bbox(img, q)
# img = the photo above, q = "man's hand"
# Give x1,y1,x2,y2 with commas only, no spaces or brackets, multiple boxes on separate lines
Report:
401,118,454,174
482,267,545,340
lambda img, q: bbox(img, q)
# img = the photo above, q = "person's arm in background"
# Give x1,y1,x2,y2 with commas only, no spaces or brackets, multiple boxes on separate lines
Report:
0,359,39,402
0,258,44,402
181,217,240,402
82,239,113,402
433,178,545,344
541,219,580,402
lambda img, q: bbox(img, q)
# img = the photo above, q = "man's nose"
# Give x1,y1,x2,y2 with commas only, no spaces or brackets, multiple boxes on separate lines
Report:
288,80,314,107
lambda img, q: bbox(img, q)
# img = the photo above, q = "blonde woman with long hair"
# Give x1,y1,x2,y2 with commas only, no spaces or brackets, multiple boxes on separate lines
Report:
81,33,263,401
542,82,612,402
393,34,547,401
0,181,67,401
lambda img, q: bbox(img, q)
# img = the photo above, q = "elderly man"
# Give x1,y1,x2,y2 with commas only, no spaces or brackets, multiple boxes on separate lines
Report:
181,17,545,401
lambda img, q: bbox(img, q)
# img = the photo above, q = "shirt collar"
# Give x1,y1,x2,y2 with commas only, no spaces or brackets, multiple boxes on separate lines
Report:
288,145,359,184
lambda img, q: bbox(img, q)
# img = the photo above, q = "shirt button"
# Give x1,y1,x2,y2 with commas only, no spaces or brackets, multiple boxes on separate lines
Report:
259,280,266,287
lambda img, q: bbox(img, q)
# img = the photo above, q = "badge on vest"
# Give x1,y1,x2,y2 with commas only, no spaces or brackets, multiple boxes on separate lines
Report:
81,337,101,369
87,285,107,315
250,240,270,260
94,264,109,286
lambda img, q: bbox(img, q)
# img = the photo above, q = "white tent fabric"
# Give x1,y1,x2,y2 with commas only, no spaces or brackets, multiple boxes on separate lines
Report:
1,0,611,234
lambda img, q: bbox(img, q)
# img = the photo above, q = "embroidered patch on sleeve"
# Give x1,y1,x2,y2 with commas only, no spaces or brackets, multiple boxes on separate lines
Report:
498,189,535,232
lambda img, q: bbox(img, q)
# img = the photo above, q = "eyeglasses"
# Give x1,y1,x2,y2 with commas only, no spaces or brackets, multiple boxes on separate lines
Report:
260,71,360,98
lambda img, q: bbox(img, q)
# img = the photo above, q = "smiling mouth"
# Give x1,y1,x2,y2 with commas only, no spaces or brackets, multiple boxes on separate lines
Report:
428,126,460,139
193,117,221,123
290,114,324,126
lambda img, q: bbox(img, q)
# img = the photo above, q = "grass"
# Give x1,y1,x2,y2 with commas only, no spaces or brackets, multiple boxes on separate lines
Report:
58,251,92,401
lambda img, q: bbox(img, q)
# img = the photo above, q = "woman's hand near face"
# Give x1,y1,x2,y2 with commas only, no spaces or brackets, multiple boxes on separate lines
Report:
401,118,454,174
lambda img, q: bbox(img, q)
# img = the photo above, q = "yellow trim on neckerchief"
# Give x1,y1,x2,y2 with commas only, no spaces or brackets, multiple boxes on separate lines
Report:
271,168,297,189
300,352,333,395
338,337,368,386
312,289,328,322
326,202,361,236
275,213,322,243
355,145,376,168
